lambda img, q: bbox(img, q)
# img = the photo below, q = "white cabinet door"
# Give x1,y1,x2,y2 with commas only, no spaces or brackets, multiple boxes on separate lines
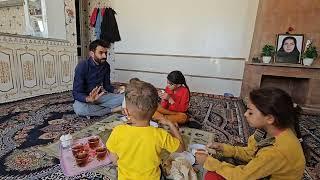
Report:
58,51,74,90
16,49,41,95
39,49,59,91
0,47,19,102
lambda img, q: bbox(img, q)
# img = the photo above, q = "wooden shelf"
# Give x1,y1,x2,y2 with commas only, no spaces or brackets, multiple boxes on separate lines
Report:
241,63,320,114
247,62,320,69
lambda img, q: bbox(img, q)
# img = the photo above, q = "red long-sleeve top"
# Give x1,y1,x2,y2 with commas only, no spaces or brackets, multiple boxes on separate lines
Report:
161,86,190,112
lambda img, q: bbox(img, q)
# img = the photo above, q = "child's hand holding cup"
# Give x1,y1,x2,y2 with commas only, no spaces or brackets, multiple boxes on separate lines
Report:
158,90,165,97
159,90,170,100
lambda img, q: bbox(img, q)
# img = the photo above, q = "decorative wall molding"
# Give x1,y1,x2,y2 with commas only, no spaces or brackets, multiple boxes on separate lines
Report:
58,51,73,84
16,49,40,95
0,33,73,47
39,49,58,89
0,48,15,93
0,0,23,8
0,5,25,34
0,0,77,103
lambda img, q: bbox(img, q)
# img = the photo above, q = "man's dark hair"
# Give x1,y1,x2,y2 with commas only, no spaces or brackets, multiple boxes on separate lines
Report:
89,40,111,51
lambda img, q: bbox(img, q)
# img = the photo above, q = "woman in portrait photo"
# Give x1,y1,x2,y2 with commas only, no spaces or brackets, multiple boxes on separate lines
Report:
276,36,301,64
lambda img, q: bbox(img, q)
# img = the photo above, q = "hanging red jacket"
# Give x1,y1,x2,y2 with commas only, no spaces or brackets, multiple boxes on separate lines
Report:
90,7,99,27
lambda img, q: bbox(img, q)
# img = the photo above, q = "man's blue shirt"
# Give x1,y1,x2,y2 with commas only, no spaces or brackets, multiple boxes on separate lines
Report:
72,57,114,102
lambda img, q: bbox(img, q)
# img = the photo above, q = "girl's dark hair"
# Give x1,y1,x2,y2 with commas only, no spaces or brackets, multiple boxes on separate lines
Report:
167,70,190,95
249,87,308,158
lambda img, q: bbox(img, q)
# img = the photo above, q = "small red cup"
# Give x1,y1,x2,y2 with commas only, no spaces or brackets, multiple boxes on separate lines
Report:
71,144,84,156
96,147,107,160
88,137,99,149
75,151,89,167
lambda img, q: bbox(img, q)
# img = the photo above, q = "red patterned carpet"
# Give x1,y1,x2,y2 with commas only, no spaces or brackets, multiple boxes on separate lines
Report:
0,91,319,179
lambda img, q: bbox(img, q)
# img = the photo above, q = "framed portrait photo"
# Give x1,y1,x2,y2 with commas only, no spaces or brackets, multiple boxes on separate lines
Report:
275,34,304,64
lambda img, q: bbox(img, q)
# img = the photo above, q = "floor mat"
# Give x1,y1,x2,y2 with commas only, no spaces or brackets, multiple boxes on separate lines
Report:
0,91,319,179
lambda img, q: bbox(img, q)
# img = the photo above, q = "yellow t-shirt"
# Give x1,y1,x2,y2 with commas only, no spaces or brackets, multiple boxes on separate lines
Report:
106,124,180,180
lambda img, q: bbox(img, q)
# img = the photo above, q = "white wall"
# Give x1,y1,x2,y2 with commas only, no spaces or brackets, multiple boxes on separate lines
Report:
112,0,259,96
115,53,244,96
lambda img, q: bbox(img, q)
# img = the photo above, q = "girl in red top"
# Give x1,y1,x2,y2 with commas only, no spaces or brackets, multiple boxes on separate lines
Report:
153,71,190,124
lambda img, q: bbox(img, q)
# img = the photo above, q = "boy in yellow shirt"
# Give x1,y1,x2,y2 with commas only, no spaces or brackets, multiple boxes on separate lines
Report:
106,80,185,180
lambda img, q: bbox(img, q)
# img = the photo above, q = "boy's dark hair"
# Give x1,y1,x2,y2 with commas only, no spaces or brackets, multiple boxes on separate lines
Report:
129,78,140,84
125,81,158,119
89,40,111,52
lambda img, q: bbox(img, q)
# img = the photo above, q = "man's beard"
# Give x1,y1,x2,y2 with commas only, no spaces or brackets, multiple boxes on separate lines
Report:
93,57,107,65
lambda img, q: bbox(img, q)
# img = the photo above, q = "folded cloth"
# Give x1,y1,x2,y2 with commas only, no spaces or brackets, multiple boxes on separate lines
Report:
169,157,197,180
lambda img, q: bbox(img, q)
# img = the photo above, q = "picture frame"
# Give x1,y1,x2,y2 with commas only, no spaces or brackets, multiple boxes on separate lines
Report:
275,34,304,64
0,0,24,7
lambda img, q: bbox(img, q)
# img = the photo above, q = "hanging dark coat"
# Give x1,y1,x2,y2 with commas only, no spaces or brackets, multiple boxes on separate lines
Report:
100,8,121,43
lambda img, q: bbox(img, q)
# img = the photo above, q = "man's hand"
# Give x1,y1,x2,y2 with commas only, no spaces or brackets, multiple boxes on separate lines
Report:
86,86,105,103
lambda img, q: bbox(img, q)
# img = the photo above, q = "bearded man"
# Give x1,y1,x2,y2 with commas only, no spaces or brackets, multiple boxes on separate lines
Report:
72,39,123,117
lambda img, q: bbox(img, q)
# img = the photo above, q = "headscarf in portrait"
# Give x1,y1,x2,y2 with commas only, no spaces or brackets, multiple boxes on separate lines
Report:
276,36,300,64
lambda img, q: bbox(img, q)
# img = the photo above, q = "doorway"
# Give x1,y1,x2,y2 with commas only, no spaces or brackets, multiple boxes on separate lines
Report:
75,0,89,60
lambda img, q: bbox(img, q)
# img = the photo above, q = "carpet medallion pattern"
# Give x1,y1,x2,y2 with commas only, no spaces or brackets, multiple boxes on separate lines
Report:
4,146,55,172
0,91,319,179
0,93,107,179
187,95,251,145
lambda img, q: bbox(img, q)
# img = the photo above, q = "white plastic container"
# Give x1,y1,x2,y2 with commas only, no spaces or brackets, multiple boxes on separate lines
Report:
60,134,72,149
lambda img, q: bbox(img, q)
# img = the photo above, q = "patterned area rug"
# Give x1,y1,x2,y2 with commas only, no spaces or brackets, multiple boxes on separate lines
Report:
38,114,216,179
0,92,109,180
0,91,319,179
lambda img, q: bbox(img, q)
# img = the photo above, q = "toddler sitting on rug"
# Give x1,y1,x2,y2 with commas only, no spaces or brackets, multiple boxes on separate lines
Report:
106,80,185,180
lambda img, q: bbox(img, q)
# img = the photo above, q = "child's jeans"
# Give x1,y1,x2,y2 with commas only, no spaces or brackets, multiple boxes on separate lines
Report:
73,93,124,117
